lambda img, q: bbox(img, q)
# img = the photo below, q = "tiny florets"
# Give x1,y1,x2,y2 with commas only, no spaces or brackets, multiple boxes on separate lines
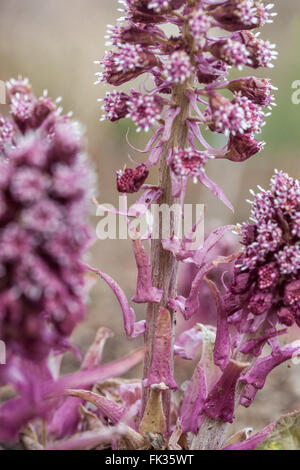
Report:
127,91,164,132
170,148,211,180
101,90,129,122
163,51,194,85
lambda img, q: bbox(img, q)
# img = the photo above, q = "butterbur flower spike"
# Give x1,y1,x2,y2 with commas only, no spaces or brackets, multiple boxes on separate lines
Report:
96,0,277,206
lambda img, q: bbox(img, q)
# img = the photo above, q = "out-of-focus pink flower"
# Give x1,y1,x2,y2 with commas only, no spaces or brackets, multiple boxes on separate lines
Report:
0,78,94,362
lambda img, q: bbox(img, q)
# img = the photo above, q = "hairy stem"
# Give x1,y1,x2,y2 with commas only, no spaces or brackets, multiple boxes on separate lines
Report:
191,417,230,450
142,82,191,431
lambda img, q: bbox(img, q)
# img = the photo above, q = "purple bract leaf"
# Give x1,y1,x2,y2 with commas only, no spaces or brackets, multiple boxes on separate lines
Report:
206,278,230,371
45,425,127,451
162,106,181,142
198,170,234,212
239,342,300,407
144,143,164,168
193,225,236,266
144,307,178,390
204,360,249,423
239,328,287,357
180,364,207,434
0,348,145,441
86,264,146,338
67,389,125,425
132,239,163,304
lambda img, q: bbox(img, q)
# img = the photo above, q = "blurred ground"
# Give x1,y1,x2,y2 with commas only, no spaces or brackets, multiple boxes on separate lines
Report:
0,0,300,437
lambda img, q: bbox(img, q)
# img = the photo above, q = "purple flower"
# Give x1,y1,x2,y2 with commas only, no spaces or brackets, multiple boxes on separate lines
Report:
189,6,212,45
231,31,278,68
5,77,64,134
92,0,282,449
210,38,251,69
206,91,264,136
163,51,194,85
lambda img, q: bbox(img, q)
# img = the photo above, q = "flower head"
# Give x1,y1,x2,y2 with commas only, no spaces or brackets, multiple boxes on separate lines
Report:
170,148,211,180
228,77,276,107
95,45,157,86
127,91,164,132
189,7,212,47
163,51,194,85
101,90,130,122
210,0,277,32
228,171,300,329
117,164,149,193
232,31,278,68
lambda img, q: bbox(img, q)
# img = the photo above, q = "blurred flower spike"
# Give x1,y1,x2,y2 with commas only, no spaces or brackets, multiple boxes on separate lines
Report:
0,77,94,362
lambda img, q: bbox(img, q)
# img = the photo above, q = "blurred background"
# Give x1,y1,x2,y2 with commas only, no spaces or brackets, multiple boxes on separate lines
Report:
0,0,300,435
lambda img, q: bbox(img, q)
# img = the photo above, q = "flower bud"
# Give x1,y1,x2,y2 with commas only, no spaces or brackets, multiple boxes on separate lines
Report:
225,133,264,162
228,77,275,106
117,164,149,193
